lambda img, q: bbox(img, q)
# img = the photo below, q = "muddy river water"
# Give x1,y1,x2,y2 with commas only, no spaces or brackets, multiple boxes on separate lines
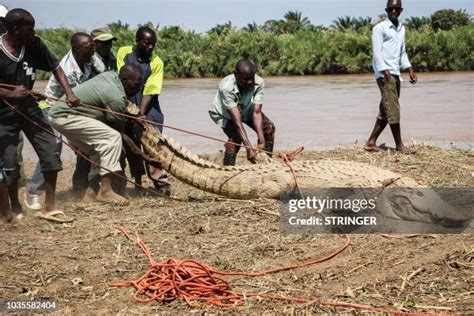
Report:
27,72,473,160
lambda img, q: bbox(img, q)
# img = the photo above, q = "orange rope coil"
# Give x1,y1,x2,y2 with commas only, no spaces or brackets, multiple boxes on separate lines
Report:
111,226,350,307
111,227,446,315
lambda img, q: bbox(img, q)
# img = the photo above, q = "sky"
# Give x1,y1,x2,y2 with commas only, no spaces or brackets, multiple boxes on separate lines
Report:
2,0,473,32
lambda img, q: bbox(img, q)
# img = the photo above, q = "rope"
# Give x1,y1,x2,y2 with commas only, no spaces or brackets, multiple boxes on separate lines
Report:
0,97,185,201
111,227,444,315
0,83,298,159
0,84,306,198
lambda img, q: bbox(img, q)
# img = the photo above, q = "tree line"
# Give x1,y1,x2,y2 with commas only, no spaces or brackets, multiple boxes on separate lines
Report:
36,9,473,79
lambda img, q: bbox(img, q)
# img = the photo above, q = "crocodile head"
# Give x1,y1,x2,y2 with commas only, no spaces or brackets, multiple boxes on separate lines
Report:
377,187,471,228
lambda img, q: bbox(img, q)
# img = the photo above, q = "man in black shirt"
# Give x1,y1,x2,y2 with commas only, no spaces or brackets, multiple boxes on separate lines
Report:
0,8,80,223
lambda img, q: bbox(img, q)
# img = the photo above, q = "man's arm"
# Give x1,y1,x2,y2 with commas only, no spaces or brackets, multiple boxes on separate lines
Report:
121,132,161,165
139,94,155,116
227,107,257,163
400,33,417,85
372,25,392,81
140,57,164,115
52,66,81,106
0,86,30,102
252,103,265,150
406,67,417,85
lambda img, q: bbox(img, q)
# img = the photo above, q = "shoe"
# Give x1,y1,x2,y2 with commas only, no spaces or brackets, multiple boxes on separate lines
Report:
154,186,171,197
24,192,42,211
152,180,171,197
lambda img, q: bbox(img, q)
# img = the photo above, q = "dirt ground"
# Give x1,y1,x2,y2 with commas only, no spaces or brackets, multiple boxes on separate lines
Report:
0,144,473,314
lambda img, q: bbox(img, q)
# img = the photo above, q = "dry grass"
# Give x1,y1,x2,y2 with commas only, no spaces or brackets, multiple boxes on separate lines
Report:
0,144,473,314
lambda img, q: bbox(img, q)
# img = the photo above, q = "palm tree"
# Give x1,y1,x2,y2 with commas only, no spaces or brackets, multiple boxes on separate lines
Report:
208,21,233,36
243,22,260,32
331,16,355,31
262,19,285,34
404,16,430,31
284,10,311,27
354,17,373,30
107,20,129,33
332,16,373,31
282,10,312,33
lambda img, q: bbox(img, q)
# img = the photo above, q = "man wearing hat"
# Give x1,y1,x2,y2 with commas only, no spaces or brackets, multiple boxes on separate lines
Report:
91,26,117,76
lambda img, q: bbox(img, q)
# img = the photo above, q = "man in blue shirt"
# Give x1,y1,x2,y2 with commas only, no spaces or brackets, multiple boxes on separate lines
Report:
365,0,417,154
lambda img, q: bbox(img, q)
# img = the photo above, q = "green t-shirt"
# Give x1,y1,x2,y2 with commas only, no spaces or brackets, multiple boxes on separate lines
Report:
49,71,128,127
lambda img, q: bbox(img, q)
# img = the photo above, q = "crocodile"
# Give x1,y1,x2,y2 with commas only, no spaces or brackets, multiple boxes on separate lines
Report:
139,123,470,227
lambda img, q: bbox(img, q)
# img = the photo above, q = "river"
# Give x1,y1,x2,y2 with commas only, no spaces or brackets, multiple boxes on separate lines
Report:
26,72,473,160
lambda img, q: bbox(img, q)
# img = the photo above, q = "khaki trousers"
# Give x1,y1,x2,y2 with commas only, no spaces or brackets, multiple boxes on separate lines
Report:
51,115,122,179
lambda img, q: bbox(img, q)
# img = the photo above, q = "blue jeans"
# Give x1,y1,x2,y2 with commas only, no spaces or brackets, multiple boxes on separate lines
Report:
27,108,62,195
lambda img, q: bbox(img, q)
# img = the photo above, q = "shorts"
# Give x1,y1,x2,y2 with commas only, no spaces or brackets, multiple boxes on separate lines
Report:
222,112,275,145
0,107,62,186
376,75,401,124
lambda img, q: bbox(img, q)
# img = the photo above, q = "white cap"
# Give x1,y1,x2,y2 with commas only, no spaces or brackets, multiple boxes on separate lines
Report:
0,5,8,18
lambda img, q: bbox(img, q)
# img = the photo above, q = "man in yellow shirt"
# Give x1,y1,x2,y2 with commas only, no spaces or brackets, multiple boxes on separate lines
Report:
117,26,169,194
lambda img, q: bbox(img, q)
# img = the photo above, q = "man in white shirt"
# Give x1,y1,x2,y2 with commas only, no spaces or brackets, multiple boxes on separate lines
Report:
365,0,417,154
24,32,96,210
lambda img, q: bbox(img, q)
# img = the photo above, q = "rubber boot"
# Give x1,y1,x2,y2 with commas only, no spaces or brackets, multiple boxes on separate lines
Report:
265,141,274,158
223,152,237,166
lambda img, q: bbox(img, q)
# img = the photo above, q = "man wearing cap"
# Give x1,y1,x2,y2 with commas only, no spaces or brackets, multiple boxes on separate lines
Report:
23,32,98,209
91,26,117,76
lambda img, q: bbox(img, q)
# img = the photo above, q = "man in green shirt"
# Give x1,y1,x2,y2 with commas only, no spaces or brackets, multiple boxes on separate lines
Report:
209,59,275,165
50,64,157,203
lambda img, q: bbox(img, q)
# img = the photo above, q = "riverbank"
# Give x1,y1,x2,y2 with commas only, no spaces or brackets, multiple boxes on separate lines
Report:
1,144,473,314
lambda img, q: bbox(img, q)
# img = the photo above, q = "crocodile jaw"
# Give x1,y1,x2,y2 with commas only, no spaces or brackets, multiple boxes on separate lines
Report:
377,188,470,227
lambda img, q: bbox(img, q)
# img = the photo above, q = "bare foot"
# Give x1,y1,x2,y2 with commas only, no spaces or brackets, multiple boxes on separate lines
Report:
81,187,99,203
1,209,14,223
97,190,128,205
396,146,416,155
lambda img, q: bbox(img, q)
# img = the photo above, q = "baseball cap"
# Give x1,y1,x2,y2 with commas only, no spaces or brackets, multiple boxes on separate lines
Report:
0,4,8,18
91,26,117,42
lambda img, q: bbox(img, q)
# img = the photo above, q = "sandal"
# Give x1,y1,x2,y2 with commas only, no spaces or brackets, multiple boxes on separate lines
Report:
35,210,74,223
